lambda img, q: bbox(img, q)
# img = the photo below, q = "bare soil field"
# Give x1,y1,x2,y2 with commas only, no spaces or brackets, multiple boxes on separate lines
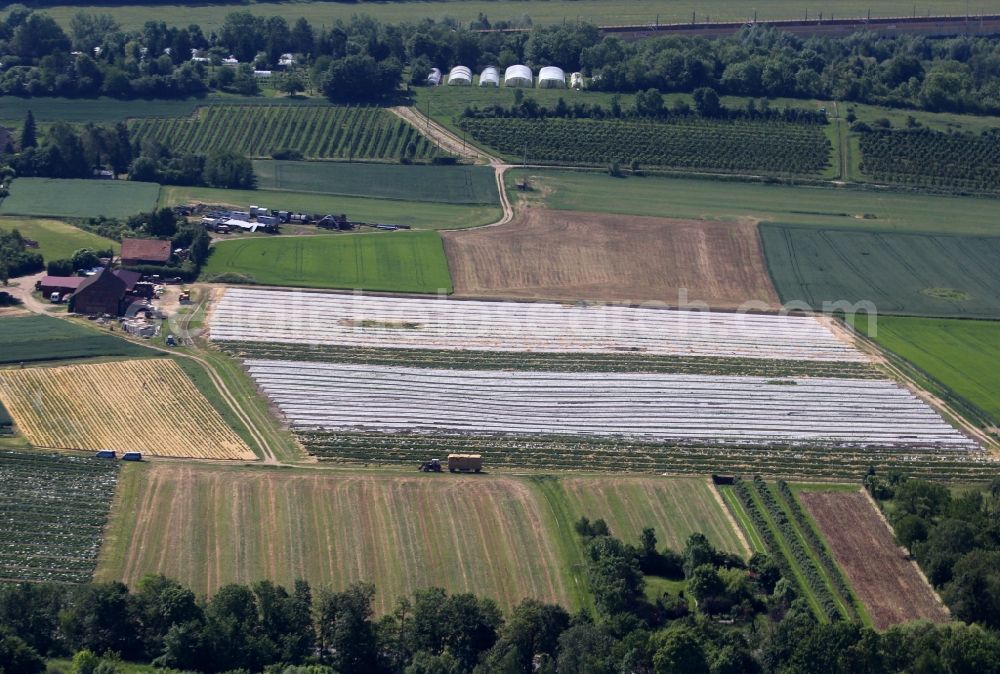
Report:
0,359,254,460
800,490,950,629
441,208,779,307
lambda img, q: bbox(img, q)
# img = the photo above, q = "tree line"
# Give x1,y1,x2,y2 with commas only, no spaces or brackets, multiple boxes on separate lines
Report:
2,517,1000,674
3,9,1000,112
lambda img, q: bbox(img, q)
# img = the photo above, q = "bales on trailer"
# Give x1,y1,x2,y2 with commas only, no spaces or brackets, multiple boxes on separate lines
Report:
538,66,566,88
479,66,499,87
504,65,533,88
448,454,483,473
448,65,472,85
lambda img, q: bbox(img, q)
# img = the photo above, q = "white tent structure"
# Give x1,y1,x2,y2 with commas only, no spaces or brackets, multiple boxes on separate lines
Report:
504,64,533,87
447,65,472,85
479,66,500,87
426,68,442,86
538,66,566,88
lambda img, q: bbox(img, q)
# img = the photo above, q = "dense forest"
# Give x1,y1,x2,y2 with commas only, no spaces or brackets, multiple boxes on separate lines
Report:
1,8,1000,112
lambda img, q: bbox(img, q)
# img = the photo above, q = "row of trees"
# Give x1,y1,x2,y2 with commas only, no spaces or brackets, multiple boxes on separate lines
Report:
1,112,254,189
5,8,1000,111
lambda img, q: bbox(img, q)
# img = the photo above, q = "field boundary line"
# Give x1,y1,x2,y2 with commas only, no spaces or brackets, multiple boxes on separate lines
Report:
706,478,751,557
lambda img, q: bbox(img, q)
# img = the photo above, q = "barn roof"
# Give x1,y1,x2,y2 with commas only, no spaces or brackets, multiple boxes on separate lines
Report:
121,238,171,263
39,276,86,290
75,266,127,296
113,269,142,291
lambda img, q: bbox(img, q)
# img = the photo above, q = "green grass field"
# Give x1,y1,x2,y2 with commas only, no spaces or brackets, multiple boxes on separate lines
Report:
510,168,1000,236
0,178,160,219
200,230,454,293
760,225,1000,318
853,316,1000,428
0,314,156,364
160,185,499,229
19,0,978,32
95,465,744,613
253,160,499,205
0,217,119,262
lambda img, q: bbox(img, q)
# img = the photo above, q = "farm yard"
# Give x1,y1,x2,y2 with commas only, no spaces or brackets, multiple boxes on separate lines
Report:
245,360,976,449
852,316,1000,428
510,169,1000,236
253,161,500,205
0,359,255,459
0,217,119,262
0,314,154,364
441,209,780,306
0,178,160,219
460,116,831,175
799,489,951,629
199,231,453,292
209,289,868,363
159,185,500,230
761,225,1000,318
0,450,119,583
95,462,746,612
130,105,439,161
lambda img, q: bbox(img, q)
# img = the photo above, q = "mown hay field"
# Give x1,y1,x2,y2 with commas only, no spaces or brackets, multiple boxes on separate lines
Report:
96,464,745,612
0,178,159,219
201,231,454,293
761,225,1000,318
799,490,950,629
253,160,499,205
0,359,255,459
442,208,778,307
0,217,119,262
510,168,1000,236
854,315,1000,427
0,314,154,364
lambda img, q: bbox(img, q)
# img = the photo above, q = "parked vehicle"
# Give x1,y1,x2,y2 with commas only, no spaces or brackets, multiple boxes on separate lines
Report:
95,450,116,459
122,452,143,461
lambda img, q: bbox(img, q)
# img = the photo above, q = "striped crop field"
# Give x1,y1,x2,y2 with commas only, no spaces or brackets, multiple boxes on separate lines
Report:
96,463,746,611
128,105,438,160
0,359,255,460
245,360,977,451
211,289,867,363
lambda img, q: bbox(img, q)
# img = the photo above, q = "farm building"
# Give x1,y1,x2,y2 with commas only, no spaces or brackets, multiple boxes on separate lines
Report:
121,238,171,266
504,65,533,87
426,68,442,86
38,276,86,297
69,267,128,316
538,66,566,88
479,66,499,87
447,65,472,85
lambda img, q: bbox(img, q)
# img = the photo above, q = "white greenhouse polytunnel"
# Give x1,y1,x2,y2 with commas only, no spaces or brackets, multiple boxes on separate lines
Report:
447,65,472,85
479,66,500,86
538,66,566,88
426,68,442,85
504,64,533,87
571,72,584,89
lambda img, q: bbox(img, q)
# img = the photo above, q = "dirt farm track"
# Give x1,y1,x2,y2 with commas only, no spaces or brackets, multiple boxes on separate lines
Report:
442,208,780,308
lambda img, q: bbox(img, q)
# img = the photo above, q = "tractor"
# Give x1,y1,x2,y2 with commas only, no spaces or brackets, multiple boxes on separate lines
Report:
418,459,442,472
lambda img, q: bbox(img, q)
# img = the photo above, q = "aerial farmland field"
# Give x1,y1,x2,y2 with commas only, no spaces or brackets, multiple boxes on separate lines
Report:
0,314,154,364
761,225,1000,318
0,450,119,583
246,360,975,450
253,160,500,205
0,178,159,219
799,489,950,629
210,289,867,362
853,315,1000,428
200,231,454,293
0,217,119,262
0,359,255,459
96,463,745,611
441,208,780,306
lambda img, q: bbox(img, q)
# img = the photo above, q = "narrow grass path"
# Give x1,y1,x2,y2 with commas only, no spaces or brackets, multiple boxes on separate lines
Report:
718,485,766,554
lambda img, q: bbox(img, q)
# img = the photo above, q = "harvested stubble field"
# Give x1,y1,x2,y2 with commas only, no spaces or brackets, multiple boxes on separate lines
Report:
210,288,866,363
96,464,745,611
0,450,119,583
0,359,255,459
441,208,779,307
247,360,975,450
799,490,950,629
